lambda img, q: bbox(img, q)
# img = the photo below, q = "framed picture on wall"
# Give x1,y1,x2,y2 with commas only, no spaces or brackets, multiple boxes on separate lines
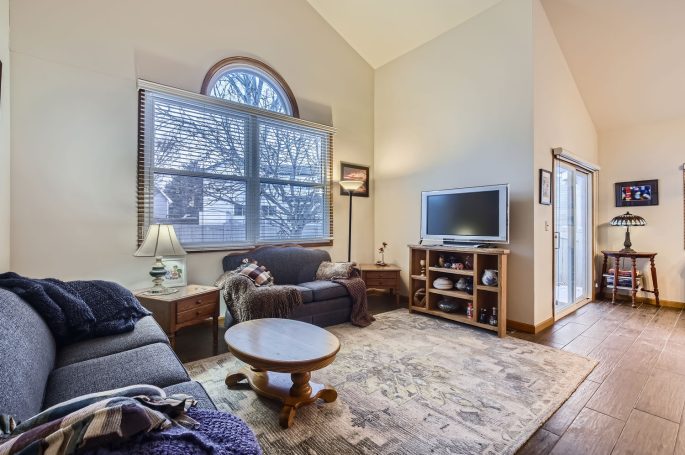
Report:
340,162,370,197
615,179,658,207
539,169,552,205
163,257,187,287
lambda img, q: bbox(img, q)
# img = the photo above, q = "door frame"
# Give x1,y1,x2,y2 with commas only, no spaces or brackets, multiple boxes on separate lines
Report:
552,152,599,321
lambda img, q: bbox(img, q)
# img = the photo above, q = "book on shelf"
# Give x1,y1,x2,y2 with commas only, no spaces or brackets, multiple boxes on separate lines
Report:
606,268,642,277
606,277,640,287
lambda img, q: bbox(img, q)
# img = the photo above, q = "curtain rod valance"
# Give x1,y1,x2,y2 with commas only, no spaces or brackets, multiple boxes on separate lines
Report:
553,147,600,172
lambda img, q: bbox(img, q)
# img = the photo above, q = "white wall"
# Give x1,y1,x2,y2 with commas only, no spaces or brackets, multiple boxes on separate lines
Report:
598,118,685,303
532,0,598,324
374,0,535,323
9,0,374,289
0,0,9,272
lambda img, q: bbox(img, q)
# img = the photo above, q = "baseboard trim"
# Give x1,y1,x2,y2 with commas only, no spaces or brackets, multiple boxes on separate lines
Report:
607,294,685,309
507,316,555,335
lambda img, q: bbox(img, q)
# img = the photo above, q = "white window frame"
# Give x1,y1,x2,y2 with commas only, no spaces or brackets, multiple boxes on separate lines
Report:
137,80,334,251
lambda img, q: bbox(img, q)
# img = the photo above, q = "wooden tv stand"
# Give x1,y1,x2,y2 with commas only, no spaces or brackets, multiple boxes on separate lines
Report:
408,244,509,337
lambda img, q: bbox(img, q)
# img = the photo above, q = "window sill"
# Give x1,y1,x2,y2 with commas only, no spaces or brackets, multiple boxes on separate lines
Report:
184,240,333,254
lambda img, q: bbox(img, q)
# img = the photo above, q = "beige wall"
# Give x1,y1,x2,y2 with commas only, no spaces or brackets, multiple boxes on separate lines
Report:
532,0,598,324
9,0,374,289
0,0,8,272
598,118,685,303
374,0,535,323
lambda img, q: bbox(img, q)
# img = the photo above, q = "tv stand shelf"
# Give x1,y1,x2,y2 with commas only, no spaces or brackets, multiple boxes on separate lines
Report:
408,244,509,337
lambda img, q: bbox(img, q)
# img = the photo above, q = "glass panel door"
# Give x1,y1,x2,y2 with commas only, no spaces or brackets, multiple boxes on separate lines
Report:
554,161,592,314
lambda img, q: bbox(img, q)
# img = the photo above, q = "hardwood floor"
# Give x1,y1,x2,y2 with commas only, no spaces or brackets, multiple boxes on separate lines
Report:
173,294,685,454
517,300,685,455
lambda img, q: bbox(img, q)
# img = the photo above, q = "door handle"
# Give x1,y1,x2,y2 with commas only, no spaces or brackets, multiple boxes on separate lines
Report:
554,232,560,250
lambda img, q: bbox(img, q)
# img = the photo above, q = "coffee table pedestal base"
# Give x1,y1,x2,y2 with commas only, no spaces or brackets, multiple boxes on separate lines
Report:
226,367,337,428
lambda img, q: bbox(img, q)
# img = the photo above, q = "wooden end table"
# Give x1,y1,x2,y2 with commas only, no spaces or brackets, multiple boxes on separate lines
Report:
135,284,220,354
224,318,340,428
358,263,402,305
599,250,660,308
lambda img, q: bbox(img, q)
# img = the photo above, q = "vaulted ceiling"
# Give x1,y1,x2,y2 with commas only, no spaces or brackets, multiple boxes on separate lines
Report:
541,0,685,131
305,0,502,68
307,0,685,132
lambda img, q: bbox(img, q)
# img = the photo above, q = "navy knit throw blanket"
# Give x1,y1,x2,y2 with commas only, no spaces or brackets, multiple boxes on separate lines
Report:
0,272,150,346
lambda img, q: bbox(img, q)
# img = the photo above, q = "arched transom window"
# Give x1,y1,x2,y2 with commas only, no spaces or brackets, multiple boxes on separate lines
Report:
201,57,299,117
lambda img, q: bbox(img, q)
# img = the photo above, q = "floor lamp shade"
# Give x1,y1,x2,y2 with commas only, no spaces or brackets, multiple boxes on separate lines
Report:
340,180,364,193
135,224,186,294
340,180,363,262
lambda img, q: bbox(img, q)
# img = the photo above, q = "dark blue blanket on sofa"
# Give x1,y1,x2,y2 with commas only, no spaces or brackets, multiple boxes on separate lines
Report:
0,272,150,345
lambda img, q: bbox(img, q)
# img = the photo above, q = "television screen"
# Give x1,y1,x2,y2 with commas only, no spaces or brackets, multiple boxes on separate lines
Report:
425,191,500,237
421,184,509,243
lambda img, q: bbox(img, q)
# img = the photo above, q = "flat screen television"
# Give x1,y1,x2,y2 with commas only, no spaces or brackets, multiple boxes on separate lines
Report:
420,184,509,245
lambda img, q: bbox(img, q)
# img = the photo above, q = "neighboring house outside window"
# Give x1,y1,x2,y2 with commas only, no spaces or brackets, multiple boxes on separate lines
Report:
137,57,332,250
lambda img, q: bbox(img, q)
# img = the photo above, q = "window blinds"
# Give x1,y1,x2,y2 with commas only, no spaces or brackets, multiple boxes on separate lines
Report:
137,81,334,250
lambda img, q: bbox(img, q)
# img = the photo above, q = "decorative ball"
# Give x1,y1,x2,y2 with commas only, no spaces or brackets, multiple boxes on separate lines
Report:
437,298,459,313
444,262,452,269
433,277,454,290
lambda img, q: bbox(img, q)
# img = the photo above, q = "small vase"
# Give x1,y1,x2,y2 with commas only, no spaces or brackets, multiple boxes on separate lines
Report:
455,277,468,291
481,269,498,286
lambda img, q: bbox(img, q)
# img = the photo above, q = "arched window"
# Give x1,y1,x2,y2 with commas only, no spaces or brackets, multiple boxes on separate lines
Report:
201,57,299,117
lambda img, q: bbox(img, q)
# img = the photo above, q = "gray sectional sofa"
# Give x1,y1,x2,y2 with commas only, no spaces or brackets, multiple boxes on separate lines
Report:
0,288,215,423
222,246,353,327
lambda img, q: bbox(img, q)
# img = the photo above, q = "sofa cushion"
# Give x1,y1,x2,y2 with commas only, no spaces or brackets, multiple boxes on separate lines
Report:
223,246,331,285
290,297,353,327
0,289,57,421
43,342,189,408
164,381,216,410
298,281,348,301
288,285,313,303
55,316,169,368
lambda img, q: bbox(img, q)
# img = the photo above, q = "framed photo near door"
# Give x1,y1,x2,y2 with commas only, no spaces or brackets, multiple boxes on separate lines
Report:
615,179,658,207
539,169,552,205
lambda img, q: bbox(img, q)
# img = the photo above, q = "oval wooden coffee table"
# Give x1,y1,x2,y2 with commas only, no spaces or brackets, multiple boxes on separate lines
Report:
224,318,340,428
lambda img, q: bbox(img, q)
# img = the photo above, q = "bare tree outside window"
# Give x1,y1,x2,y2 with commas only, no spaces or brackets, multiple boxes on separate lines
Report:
209,69,289,115
142,61,330,249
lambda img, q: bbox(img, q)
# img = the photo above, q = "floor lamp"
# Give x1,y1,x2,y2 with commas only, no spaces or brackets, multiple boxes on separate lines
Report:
340,180,364,262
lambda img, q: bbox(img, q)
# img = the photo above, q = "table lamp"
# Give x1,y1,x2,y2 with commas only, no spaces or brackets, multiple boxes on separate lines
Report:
610,212,646,253
340,180,364,262
134,224,187,294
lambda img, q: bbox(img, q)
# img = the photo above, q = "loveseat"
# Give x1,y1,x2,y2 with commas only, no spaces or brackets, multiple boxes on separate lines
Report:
222,246,353,327
0,287,216,423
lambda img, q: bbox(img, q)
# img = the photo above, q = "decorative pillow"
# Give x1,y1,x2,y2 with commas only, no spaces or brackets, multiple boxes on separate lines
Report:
239,263,273,287
316,261,356,280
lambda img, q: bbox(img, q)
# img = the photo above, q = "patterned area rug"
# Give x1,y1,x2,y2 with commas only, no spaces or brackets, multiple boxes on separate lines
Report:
185,309,596,454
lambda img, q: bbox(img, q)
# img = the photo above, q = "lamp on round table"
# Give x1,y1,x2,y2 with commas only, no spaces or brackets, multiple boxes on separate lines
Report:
339,180,364,262
610,212,646,253
134,224,187,295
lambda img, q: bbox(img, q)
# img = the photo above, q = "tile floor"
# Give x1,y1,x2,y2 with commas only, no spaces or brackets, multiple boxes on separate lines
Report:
516,300,685,455
173,294,685,455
